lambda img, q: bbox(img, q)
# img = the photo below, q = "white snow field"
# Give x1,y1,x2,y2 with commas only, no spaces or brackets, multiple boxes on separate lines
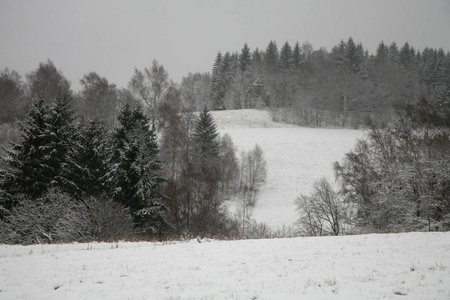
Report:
1,109,449,299
1,232,449,299
212,109,363,228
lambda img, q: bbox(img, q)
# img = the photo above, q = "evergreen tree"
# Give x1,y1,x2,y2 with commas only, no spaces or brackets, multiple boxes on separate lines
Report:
375,41,388,64
388,42,399,62
239,43,252,72
193,108,219,157
398,42,416,69
108,104,169,234
1,99,48,205
264,40,279,69
345,37,362,72
279,41,293,69
292,41,302,68
211,52,225,109
0,95,76,201
252,48,263,65
71,119,110,198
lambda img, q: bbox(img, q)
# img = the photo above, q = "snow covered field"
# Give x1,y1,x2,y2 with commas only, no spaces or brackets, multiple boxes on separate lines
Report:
1,109,449,299
1,232,449,299
212,109,363,228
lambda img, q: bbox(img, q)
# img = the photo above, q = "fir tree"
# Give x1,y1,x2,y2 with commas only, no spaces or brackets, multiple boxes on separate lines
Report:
211,52,226,109
0,95,76,201
239,43,252,72
193,108,219,157
108,104,169,234
264,40,279,69
71,119,110,198
279,41,293,69
292,41,302,68
375,41,388,64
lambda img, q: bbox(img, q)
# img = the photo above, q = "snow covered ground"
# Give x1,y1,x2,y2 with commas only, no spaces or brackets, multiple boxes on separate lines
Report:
212,109,363,228
1,109,449,299
1,232,449,299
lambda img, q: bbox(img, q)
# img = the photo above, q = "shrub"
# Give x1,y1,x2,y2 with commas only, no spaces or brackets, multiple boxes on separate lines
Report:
0,189,134,244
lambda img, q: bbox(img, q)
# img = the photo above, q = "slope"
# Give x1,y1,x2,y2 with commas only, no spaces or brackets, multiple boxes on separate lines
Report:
212,109,363,228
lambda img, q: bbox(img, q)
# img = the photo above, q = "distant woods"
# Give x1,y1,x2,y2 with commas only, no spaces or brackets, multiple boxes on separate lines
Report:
203,38,450,127
1,39,449,127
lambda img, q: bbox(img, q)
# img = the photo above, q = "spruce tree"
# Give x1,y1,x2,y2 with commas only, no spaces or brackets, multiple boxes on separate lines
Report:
108,104,169,234
193,108,219,157
264,40,279,69
279,41,293,69
0,95,76,201
239,43,252,72
292,41,302,68
71,119,110,198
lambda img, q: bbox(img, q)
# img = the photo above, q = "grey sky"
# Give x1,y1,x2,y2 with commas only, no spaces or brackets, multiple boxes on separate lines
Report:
1,0,449,91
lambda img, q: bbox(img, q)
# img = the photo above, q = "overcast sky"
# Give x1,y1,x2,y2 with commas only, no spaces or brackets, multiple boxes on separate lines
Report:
1,0,450,91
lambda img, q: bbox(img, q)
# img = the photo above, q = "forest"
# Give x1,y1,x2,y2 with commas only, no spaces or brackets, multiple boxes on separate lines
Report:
0,38,449,243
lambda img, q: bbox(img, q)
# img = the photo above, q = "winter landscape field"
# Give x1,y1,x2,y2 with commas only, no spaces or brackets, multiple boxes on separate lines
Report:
213,109,363,228
1,109,449,299
1,232,449,299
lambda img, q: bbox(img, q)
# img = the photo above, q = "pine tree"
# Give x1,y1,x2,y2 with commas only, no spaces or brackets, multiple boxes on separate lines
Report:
0,95,76,201
375,41,388,64
71,119,110,198
1,99,47,205
279,41,293,69
211,52,226,109
108,104,169,234
47,95,79,196
345,37,362,72
292,41,302,68
388,42,399,62
239,43,252,72
264,41,279,69
252,48,263,65
193,108,219,157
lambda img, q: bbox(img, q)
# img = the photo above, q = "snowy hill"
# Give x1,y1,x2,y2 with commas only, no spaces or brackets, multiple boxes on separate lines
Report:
211,109,363,228
2,109,449,300
1,232,449,299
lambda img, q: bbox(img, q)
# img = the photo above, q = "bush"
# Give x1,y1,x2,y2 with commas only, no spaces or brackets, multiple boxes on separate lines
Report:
0,189,75,244
55,197,134,242
0,189,134,244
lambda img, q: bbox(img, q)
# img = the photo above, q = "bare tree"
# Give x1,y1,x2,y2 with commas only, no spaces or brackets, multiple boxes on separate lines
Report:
236,185,257,238
240,144,267,193
296,178,343,236
128,60,170,128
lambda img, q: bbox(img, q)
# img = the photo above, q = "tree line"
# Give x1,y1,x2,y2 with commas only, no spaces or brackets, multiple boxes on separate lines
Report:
182,38,449,127
2,39,449,129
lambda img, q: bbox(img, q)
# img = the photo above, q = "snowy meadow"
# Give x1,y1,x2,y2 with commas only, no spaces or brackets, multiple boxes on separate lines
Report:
213,109,363,228
1,232,449,299
1,109,449,299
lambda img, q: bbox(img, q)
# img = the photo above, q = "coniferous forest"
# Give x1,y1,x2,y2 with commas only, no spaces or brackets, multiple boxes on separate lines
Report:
1,39,449,244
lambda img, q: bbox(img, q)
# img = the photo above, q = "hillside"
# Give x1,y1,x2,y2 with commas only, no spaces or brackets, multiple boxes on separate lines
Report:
211,109,363,228
1,232,449,299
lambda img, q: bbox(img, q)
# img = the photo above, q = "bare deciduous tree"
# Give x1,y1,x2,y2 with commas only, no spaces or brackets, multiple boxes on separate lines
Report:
296,178,343,236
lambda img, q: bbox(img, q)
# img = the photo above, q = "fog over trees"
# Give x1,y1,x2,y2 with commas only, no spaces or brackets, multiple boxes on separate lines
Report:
0,38,449,243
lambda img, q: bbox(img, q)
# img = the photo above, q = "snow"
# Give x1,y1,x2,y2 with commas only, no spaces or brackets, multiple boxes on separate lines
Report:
1,232,449,299
1,109,449,299
212,109,363,228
